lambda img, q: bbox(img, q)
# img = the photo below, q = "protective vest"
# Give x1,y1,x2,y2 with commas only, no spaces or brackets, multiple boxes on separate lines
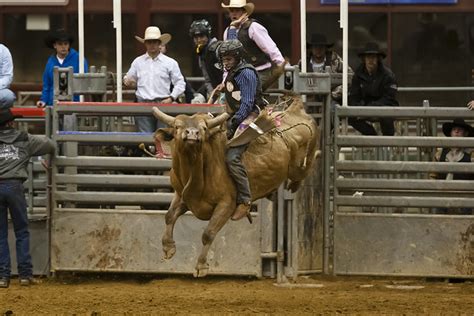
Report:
238,20,271,68
201,39,223,88
439,148,472,180
224,62,265,114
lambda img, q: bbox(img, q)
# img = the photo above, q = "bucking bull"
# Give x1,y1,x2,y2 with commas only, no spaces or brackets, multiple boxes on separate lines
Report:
152,94,320,277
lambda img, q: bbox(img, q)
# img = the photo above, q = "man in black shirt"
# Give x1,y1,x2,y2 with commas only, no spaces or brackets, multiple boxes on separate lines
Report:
349,42,399,136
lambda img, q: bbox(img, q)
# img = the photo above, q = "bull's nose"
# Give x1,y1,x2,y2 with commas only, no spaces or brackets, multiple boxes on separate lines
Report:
185,128,200,141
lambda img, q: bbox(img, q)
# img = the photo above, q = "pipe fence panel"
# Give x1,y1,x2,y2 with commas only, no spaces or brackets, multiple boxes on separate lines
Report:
333,106,474,278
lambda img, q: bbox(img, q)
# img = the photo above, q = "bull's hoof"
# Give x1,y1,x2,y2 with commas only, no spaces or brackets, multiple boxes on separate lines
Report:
193,263,209,278
162,239,176,259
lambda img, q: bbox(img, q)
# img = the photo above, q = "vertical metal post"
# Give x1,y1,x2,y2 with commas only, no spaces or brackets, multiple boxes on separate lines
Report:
340,0,348,107
323,91,332,274
277,184,285,283
45,106,53,276
290,196,298,281
113,0,123,102
299,0,306,74
331,104,340,275
78,0,85,103
27,161,34,215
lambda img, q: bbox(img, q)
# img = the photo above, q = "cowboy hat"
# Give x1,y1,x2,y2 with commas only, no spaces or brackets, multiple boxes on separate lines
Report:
442,118,473,137
135,26,171,45
307,33,334,48
44,29,74,49
358,42,386,58
0,108,22,126
221,0,255,16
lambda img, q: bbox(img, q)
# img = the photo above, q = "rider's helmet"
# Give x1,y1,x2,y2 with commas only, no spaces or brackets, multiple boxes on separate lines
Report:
218,39,244,61
189,19,212,38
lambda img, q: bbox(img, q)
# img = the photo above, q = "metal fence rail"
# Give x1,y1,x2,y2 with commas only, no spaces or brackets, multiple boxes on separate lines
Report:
332,106,474,278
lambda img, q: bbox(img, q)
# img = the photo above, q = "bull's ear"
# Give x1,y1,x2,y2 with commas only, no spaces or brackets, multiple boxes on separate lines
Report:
154,127,174,142
209,126,224,138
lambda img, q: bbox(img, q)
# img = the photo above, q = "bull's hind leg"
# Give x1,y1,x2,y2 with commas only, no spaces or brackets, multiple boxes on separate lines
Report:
194,202,233,277
162,193,188,259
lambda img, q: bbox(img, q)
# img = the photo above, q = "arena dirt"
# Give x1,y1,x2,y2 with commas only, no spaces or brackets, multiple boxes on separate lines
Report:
0,275,472,314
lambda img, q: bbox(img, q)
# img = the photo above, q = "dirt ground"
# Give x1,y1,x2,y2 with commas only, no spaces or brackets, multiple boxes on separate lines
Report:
0,275,472,315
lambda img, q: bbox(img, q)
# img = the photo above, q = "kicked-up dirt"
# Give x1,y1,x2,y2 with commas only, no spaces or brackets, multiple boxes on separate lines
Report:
0,274,472,314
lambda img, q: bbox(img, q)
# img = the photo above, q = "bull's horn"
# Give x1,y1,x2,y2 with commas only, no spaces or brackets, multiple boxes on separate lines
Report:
152,107,175,126
207,112,230,129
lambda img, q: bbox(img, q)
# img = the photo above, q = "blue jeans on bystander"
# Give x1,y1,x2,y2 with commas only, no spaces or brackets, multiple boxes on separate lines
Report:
0,179,32,280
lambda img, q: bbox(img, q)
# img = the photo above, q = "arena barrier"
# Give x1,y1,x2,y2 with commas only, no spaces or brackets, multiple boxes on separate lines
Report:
332,106,474,278
49,101,310,280
13,68,473,280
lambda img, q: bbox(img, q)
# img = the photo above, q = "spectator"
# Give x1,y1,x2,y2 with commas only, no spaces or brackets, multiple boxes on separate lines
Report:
467,100,474,110
0,108,55,288
0,44,15,110
189,19,223,99
430,118,473,215
124,26,185,133
37,29,89,107
219,39,266,222
301,33,353,105
348,42,399,136
222,0,285,90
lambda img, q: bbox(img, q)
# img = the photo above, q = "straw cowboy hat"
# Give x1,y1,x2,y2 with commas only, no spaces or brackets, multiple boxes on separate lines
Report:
442,118,473,137
135,26,171,45
44,29,74,49
358,42,386,59
221,0,255,16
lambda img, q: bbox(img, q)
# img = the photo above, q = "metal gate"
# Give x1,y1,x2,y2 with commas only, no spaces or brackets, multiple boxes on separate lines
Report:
333,106,474,278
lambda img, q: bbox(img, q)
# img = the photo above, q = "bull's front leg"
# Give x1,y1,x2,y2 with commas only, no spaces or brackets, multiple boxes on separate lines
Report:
162,193,188,259
194,202,234,277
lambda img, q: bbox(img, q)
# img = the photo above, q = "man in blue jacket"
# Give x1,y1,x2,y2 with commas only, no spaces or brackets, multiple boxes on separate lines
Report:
36,29,88,107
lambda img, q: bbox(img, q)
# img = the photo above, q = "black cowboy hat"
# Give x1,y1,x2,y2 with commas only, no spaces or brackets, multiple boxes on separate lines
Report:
0,108,22,126
442,118,473,137
307,33,334,48
357,42,386,58
44,29,74,49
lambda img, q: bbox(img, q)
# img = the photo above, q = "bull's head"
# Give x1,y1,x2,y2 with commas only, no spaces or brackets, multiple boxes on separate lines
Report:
152,107,229,148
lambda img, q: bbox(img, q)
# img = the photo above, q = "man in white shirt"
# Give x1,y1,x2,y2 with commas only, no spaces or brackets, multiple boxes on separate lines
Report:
124,26,185,133
0,44,15,110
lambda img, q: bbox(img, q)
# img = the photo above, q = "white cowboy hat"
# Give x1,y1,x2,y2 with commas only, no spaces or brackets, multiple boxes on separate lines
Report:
221,0,255,16
135,26,171,45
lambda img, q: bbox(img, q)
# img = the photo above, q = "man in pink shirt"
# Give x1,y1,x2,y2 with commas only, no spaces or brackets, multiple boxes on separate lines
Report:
222,0,285,90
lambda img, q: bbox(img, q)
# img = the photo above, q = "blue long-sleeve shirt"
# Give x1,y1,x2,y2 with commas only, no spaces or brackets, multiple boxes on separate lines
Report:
0,44,13,90
40,48,89,106
233,68,258,124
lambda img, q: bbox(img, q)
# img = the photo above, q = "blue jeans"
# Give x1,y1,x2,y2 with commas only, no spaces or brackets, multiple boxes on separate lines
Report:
135,97,167,133
226,144,251,204
0,88,15,109
0,180,32,279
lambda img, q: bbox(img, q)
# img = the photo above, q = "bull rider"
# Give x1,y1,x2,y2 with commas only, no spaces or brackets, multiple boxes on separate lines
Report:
218,39,266,221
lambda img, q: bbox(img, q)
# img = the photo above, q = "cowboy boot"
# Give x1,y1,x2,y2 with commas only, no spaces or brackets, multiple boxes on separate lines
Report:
231,201,252,223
